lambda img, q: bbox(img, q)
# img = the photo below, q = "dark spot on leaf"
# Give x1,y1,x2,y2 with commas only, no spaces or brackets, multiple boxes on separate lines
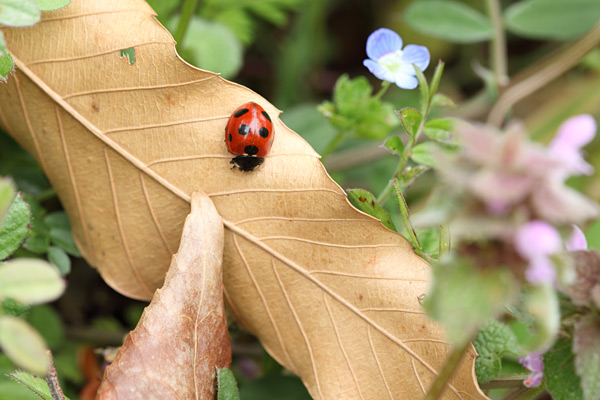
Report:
358,294,363,301
238,124,250,135
370,200,375,207
91,102,100,112
261,110,271,122
244,145,258,156
359,196,367,202
234,108,249,118
259,127,269,138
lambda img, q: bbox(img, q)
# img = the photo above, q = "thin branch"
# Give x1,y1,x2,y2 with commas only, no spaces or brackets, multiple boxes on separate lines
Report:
45,351,65,400
486,0,508,88
422,340,472,400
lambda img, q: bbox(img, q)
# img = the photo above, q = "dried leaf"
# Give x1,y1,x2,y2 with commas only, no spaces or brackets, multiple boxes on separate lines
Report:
97,192,230,399
0,2,486,398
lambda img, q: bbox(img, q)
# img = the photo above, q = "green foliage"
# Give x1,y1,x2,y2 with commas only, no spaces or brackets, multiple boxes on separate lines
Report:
0,316,49,375
424,118,454,143
430,94,456,110
279,103,336,154
0,0,40,27
424,259,517,345
347,189,395,230
504,0,600,41
45,212,80,257
0,258,65,305
240,375,311,400
319,75,398,140
31,0,70,11
404,1,494,43
176,16,242,78
8,370,71,400
473,321,519,383
1,298,30,317
0,177,15,218
574,316,600,400
397,107,422,137
383,136,405,155
120,47,135,65
26,305,64,349
544,338,584,400
0,133,50,195
585,218,600,250
47,246,70,275
217,368,240,400
0,35,13,80
0,193,32,260
411,142,440,168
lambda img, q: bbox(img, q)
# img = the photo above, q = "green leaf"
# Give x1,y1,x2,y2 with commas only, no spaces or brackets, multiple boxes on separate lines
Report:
429,60,445,98
397,107,422,137
239,375,311,400
430,93,457,109
45,212,80,256
383,136,405,155
347,189,395,231
400,165,429,190
120,47,135,65
0,316,49,375
0,0,40,27
178,17,242,79
47,246,70,275
0,193,32,260
424,259,517,345
413,66,429,114
31,0,70,11
26,305,64,349
505,0,600,41
0,177,16,220
523,284,560,351
145,0,179,22
404,1,494,43
544,338,584,400
7,370,70,400
0,38,14,80
473,320,519,383
217,368,240,400
424,118,454,142
280,103,336,154
392,181,421,250
411,142,440,168
1,298,30,317
439,224,450,257
574,315,600,400
0,258,65,305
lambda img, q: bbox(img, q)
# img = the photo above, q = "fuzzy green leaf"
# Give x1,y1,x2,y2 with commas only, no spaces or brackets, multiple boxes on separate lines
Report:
0,193,31,260
217,368,240,400
411,142,440,168
47,246,70,275
404,1,493,43
429,60,445,98
1,298,30,317
347,189,395,231
0,316,49,375
397,107,422,137
7,370,71,400
430,93,457,109
473,320,519,383
574,315,600,400
0,0,40,27
31,0,70,11
544,338,584,400
424,118,454,142
0,177,16,220
505,0,600,41
0,47,14,80
0,258,65,305
45,212,80,256
383,136,405,155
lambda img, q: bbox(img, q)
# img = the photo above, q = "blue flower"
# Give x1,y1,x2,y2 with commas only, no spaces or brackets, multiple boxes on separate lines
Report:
363,28,430,89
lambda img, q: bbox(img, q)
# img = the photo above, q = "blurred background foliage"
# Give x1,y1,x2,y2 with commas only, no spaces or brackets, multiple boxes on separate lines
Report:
1,0,599,398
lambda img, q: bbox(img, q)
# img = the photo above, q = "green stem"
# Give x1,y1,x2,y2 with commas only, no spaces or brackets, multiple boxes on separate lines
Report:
392,180,422,252
373,80,391,100
320,131,347,160
423,340,472,400
34,188,56,202
486,0,508,89
174,0,200,48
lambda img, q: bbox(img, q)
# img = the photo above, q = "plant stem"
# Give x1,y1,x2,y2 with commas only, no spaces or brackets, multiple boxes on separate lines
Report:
34,188,56,202
373,80,391,100
423,340,472,400
486,0,508,89
392,180,422,252
45,351,65,400
488,21,600,126
320,130,347,160
173,0,199,48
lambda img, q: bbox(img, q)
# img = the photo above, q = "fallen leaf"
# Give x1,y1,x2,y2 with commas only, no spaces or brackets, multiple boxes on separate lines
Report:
96,191,230,399
0,1,486,398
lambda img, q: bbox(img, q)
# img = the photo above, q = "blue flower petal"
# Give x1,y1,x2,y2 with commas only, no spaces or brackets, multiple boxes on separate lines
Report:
394,73,418,90
366,28,403,61
363,59,395,83
402,44,430,72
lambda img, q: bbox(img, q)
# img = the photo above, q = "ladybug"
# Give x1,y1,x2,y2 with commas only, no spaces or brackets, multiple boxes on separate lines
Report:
225,102,274,171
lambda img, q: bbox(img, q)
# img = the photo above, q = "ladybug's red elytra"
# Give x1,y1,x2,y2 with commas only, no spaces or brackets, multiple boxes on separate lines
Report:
225,102,274,171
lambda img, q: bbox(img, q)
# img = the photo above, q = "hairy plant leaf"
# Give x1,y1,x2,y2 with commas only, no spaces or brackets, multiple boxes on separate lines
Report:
0,0,40,27
0,192,30,259
544,338,584,400
217,368,240,400
347,189,395,231
0,316,49,375
0,2,486,398
7,370,71,400
98,192,230,399
0,258,65,304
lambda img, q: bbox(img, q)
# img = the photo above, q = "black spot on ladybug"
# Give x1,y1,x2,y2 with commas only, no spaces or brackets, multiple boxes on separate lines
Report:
228,133,232,141
244,145,259,156
259,127,269,138
234,108,249,118
238,124,250,135
261,111,271,122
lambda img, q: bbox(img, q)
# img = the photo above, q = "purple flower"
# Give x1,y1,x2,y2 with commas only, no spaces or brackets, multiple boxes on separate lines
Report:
515,221,561,285
363,28,430,89
566,225,587,251
549,114,596,178
519,353,544,388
